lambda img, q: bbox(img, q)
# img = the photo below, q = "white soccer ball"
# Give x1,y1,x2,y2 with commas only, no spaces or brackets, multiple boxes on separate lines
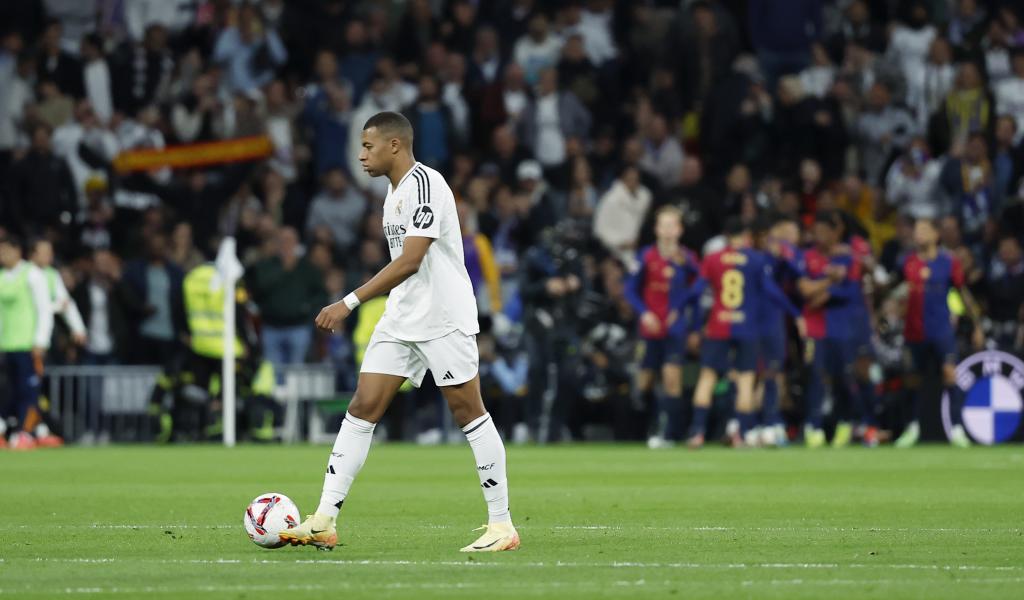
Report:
243,492,300,548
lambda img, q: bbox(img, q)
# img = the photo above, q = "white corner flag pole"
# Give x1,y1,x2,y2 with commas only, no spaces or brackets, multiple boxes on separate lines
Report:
215,237,244,448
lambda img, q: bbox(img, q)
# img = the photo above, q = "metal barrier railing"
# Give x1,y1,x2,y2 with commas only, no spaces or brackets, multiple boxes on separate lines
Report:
42,364,340,444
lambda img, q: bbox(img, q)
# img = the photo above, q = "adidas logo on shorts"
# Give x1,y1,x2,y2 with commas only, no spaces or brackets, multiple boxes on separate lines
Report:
442,370,454,381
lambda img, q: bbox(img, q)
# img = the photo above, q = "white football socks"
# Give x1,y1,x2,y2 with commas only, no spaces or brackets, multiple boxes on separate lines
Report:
317,412,376,518
463,413,511,524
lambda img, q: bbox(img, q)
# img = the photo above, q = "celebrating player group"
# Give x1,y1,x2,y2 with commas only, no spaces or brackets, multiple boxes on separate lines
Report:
627,202,982,451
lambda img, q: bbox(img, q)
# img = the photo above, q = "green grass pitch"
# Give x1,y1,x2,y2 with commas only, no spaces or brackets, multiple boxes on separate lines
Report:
3,444,1023,599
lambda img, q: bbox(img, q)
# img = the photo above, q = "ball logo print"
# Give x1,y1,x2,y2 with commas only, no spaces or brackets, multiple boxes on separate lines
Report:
941,350,1024,445
412,205,434,229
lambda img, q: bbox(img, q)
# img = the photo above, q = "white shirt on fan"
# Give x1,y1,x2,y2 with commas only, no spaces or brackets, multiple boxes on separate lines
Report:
376,162,479,342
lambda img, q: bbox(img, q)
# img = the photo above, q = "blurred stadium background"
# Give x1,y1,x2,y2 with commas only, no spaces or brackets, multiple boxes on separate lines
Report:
2,0,1024,449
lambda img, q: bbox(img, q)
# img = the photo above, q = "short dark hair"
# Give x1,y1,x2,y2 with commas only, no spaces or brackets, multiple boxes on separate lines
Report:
363,111,413,145
0,232,23,251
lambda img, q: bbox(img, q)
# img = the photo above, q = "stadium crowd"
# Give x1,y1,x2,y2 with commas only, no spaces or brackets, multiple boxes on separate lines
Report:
2,0,1024,448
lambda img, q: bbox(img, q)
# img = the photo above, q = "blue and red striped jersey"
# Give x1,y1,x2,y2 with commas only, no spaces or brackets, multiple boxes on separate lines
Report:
758,239,803,337
902,250,963,342
800,247,861,340
624,245,700,339
696,246,797,340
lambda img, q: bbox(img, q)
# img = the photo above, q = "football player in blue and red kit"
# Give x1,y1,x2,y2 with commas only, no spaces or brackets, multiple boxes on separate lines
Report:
686,218,799,448
893,217,983,448
624,206,701,447
837,221,881,447
797,211,861,448
752,215,804,446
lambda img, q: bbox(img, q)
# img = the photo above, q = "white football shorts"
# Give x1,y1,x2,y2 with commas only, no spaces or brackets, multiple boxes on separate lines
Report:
360,328,479,387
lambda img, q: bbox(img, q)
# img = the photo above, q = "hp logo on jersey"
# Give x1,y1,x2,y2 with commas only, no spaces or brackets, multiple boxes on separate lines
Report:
941,350,1024,445
412,206,434,229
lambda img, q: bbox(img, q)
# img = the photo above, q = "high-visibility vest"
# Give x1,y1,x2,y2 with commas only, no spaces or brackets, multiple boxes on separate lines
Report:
183,264,245,359
0,264,36,352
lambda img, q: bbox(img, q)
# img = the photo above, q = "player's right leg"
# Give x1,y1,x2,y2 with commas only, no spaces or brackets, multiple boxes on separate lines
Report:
281,371,406,550
803,339,827,448
896,342,930,448
283,330,420,550
688,338,729,448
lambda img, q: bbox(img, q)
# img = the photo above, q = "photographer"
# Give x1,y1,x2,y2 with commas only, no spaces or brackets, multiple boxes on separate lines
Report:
519,223,592,442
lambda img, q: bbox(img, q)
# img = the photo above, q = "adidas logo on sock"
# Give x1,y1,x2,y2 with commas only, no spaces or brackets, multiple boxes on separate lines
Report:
481,478,498,489
327,465,336,474
442,370,454,381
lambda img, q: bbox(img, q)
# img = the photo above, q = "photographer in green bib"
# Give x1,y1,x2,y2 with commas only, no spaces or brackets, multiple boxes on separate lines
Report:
0,234,53,450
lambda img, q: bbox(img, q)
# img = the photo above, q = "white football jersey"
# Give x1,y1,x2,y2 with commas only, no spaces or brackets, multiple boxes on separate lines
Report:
376,162,479,342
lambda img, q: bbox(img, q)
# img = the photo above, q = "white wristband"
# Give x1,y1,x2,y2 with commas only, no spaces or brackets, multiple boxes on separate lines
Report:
343,292,361,310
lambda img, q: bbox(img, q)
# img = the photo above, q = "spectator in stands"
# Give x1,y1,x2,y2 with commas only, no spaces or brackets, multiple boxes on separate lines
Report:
639,113,685,191
6,123,76,235
519,67,591,175
169,222,203,273
985,234,1024,353
246,226,327,375
993,115,1023,206
305,167,366,254
440,50,471,146
888,2,937,87
906,36,956,128
36,18,82,98
995,48,1024,141
933,62,991,153
79,33,111,125
827,0,886,56
171,73,224,144
212,3,287,93
458,202,502,318
593,166,651,269
122,231,186,366
562,0,618,67
885,137,944,218
939,132,996,241
514,13,562,86
72,248,142,365
339,20,379,105
303,67,352,178
406,74,453,170
110,24,173,115
748,0,822,87
855,81,917,184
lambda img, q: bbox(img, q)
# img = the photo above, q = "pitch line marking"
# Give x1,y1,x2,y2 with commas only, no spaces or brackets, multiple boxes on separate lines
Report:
3,578,1024,595
2,523,1019,534
18,557,1024,572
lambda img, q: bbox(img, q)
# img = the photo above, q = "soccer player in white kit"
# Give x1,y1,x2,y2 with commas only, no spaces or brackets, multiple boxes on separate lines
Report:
280,112,518,552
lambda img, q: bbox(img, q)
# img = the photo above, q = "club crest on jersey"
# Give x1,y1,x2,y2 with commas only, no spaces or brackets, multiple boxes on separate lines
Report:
941,350,1024,445
395,197,403,215
412,205,434,229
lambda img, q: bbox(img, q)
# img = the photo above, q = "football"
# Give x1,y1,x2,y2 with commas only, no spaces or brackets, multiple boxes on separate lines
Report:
243,493,300,548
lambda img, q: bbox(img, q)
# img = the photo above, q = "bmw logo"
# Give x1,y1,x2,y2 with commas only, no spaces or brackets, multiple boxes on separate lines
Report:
941,350,1024,445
